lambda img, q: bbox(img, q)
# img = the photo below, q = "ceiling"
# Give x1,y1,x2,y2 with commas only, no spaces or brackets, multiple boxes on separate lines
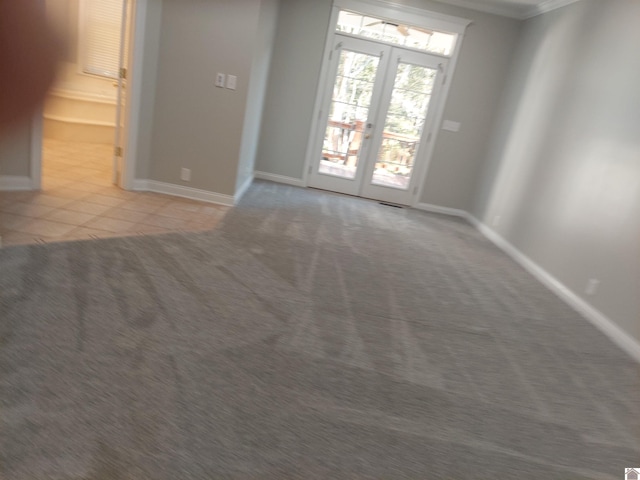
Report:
433,0,581,19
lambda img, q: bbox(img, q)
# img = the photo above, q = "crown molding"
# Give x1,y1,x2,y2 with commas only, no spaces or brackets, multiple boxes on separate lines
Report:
522,0,582,19
433,0,523,19
433,0,583,20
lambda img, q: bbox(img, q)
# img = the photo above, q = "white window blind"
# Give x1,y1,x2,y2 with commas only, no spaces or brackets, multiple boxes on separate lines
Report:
80,0,125,79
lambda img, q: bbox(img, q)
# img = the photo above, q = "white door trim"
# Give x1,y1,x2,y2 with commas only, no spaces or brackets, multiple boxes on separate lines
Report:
303,0,470,207
120,0,147,189
112,0,131,185
31,0,147,191
301,6,341,187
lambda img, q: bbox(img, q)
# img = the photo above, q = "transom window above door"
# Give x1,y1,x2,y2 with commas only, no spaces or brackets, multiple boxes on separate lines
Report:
336,10,457,56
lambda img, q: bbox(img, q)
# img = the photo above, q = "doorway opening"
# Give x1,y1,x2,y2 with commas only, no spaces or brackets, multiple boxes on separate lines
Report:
305,1,470,206
40,0,132,198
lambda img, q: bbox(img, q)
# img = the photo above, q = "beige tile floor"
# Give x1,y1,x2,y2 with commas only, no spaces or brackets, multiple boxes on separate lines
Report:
0,139,230,248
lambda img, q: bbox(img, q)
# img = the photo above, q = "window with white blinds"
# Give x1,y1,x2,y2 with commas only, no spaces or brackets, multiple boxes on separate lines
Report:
79,0,125,79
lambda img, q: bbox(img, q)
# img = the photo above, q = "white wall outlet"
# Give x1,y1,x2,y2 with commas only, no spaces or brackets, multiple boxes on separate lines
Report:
215,73,225,88
226,74,237,90
180,168,191,181
585,278,600,296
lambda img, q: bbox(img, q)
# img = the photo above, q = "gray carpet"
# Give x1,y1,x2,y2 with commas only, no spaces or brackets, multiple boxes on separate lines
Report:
1,180,638,479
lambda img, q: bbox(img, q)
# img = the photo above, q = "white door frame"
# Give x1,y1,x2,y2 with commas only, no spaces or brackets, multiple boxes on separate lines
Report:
31,0,148,191
302,0,471,206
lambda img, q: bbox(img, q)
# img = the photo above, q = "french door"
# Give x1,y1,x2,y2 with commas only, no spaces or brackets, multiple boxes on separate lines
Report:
308,34,447,205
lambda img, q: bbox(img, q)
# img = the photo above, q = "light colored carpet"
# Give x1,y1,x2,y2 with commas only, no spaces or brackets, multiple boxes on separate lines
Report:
1,180,638,478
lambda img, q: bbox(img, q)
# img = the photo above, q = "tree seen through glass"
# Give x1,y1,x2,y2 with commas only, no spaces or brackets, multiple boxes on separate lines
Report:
320,50,379,179
373,63,436,189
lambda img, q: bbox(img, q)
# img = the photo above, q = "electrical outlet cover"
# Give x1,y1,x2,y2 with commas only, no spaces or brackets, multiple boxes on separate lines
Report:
226,75,237,90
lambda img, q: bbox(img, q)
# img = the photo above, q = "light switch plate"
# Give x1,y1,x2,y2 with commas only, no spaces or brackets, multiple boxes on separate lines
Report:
226,75,237,90
215,73,225,88
442,120,461,132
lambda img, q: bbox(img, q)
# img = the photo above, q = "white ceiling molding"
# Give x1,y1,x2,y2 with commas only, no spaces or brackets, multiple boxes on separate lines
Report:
433,0,583,20
433,0,524,19
521,0,583,19
342,0,473,31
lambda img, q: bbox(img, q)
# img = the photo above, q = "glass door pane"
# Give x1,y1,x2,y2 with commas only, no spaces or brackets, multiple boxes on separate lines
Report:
371,62,437,190
319,49,380,180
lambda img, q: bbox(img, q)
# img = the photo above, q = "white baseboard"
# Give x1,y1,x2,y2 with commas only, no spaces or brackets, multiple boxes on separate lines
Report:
131,179,234,206
131,179,149,191
234,175,254,204
467,214,640,363
0,175,35,191
254,171,305,187
414,202,468,218
410,203,640,362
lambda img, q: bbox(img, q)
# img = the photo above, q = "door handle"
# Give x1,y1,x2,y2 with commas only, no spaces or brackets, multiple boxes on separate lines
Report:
365,123,373,139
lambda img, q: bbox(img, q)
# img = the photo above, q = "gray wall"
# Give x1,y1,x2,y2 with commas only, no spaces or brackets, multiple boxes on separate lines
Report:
473,0,640,342
416,3,521,209
0,0,73,180
0,122,32,178
255,0,521,214
149,0,262,196
254,0,332,179
236,0,280,194
133,0,163,181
